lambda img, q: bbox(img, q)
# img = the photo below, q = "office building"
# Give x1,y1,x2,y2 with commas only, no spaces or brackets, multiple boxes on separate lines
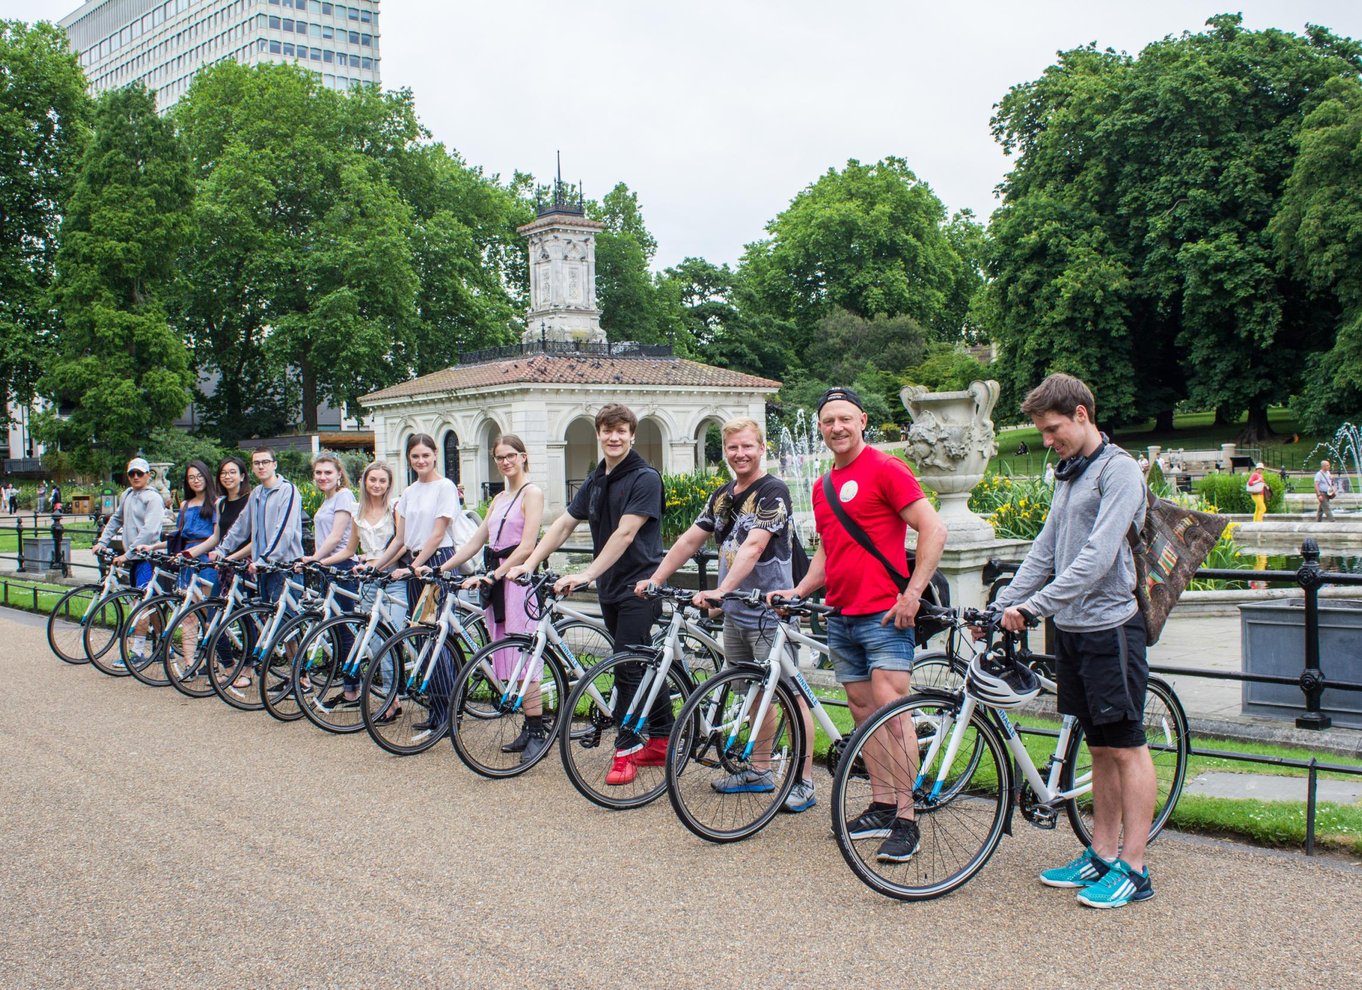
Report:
59,0,381,110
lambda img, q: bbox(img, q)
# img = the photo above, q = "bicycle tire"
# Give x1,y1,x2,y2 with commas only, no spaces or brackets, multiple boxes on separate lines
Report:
558,650,694,811
205,604,272,711
831,693,1011,901
666,666,802,843
120,594,178,687
259,612,320,722
293,613,390,733
1061,675,1189,845
360,625,465,756
450,638,570,778
85,590,142,676
162,598,228,699
47,584,101,664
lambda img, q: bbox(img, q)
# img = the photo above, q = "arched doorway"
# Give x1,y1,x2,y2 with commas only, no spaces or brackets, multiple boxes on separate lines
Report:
564,416,596,502
442,430,460,485
637,417,665,471
481,419,504,502
694,416,726,471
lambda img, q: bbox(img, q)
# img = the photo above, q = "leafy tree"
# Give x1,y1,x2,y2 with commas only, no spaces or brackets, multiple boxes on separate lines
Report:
36,85,194,473
806,308,927,390
903,342,988,394
740,157,981,372
1272,76,1362,431
0,21,90,423
987,16,1362,438
588,183,682,345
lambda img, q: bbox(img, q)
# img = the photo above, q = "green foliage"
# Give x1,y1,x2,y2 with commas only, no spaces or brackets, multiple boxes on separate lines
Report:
661,470,727,542
36,85,194,474
588,183,685,347
902,342,987,394
987,16,1362,435
141,428,231,480
1272,76,1362,432
0,21,90,422
968,473,1050,540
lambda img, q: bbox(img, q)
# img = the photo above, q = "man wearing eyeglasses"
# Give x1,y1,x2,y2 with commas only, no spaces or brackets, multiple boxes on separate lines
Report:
94,457,166,591
215,448,302,604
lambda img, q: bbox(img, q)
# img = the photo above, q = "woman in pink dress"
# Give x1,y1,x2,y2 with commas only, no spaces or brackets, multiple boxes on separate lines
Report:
436,435,545,753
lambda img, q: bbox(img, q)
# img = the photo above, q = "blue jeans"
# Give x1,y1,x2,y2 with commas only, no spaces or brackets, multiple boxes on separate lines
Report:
827,611,915,684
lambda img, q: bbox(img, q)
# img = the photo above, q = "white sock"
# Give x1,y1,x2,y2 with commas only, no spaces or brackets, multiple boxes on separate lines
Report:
130,636,147,656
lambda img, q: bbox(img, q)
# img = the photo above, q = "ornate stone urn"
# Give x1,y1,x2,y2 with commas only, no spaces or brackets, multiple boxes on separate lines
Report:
901,379,1000,544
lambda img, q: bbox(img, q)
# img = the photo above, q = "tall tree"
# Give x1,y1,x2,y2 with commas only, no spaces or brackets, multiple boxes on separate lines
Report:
1272,75,1362,431
0,21,90,423
36,85,194,471
589,183,682,345
988,16,1362,437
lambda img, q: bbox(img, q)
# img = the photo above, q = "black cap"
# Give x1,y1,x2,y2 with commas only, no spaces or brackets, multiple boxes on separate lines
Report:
815,387,865,414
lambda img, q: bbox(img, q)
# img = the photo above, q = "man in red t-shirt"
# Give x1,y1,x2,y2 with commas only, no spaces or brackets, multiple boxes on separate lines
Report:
774,387,947,863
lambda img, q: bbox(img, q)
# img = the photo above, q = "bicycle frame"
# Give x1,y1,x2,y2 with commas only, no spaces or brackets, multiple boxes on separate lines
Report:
396,581,484,694
725,618,843,758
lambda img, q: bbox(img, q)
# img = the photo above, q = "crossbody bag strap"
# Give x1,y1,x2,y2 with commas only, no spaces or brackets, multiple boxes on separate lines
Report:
820,473,909,592
491,484,527,548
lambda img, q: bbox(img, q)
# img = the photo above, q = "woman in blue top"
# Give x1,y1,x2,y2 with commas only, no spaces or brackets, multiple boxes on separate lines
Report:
136,460,219,664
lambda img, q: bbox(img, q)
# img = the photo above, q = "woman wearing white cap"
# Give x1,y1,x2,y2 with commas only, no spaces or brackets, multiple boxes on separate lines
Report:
92,457,166,665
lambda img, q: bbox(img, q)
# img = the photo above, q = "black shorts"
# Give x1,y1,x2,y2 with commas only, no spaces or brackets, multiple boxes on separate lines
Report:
1053,613,1148,738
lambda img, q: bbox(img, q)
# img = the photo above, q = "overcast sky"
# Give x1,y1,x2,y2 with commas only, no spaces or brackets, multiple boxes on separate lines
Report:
11,1,1362,269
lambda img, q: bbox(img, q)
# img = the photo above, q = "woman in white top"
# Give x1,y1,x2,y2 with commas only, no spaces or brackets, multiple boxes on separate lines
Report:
298,453,360,707
369,434,464,740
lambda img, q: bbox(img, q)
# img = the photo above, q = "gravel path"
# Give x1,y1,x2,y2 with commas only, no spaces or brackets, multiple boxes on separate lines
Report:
3,610,1359,989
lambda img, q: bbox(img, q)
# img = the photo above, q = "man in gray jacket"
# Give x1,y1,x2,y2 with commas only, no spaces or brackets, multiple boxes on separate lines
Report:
216,448,302,604
93,457,165,590
991,374,1154,909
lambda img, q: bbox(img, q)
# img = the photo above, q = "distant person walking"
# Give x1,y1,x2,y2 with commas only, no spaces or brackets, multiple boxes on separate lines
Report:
1246,463,1267,524
1314,460,1336,522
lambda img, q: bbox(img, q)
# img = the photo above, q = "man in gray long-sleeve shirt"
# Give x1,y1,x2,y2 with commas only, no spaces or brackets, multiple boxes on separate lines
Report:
992,373,1156,910
215,447,302,604
93,457,165,590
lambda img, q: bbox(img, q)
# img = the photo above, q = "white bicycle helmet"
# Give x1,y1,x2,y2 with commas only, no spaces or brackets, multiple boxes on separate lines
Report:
965,650,1042,709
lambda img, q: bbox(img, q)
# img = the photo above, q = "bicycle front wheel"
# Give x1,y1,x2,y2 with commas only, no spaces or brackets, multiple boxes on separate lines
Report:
558,651,693,811
450,638,569,778
162,598,226,699
259,612,318,722
361,626,464,756
666,666,801,843
120,594,178,687
831,694,1011,901
47,584,101,665
86,590,142,676
1061,675,1189,845
205,604,270,711
293,614,384,733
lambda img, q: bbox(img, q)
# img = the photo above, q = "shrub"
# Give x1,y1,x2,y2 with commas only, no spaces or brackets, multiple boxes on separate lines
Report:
969,472,1051,540
662,470,727,541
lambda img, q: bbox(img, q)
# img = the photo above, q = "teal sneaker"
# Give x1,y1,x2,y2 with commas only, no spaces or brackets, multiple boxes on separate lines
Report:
1076,859,1153,909
1039,848,1111,889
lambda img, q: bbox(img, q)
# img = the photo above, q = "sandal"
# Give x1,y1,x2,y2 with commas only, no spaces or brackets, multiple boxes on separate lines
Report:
373,706,402,725
232,674,253,690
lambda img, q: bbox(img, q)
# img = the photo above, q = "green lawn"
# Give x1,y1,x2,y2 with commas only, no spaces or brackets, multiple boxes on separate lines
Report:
987,408,1333,478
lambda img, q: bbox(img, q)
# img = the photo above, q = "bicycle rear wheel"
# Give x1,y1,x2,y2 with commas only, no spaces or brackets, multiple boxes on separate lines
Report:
1062,675,1189,845
666,666,801,843
259,613,317,722
558,651,693,811
47,584,101,665
120,595,177,687
162,599,226,699
360,626,464,756
450,639,569,778
553,620,613,672
86,590,142,676
832,694,1010,901
910,648,968,694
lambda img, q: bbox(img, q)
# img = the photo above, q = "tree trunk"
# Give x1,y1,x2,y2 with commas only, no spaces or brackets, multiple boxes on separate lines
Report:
301,359,318,432
1214,406,1237,427
1238,404,1274,445
1155,409,1176,432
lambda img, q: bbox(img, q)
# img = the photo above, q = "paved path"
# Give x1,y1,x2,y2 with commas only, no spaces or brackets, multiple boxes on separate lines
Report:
3,610,1361,988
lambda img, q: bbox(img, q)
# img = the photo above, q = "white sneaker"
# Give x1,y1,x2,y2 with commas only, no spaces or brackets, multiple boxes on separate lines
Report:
782,779,817,813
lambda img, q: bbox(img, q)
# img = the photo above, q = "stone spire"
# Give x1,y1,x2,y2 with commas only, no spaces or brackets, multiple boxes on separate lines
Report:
516,155,606,344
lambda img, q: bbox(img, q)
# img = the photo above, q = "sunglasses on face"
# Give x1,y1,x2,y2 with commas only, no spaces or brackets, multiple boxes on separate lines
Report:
127,470,146,478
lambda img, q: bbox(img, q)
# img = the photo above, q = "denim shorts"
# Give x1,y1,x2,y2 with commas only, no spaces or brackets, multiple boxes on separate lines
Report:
827,610,916,684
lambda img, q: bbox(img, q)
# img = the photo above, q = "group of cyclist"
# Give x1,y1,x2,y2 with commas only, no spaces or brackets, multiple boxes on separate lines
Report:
89,370,1159,910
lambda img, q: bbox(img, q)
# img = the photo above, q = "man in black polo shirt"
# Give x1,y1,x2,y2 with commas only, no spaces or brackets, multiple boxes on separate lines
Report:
509,403,666,785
